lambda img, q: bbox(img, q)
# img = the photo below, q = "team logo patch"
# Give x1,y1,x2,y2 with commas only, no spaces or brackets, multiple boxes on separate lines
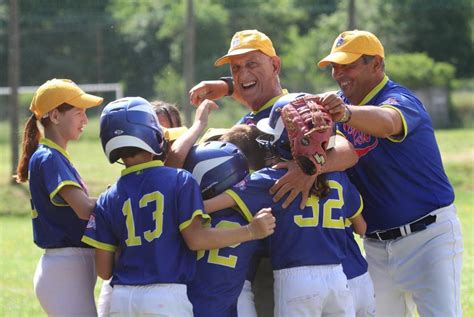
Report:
245,118,257,126
343,125,379,158
231,37,241,48
86,214,96,230
235,178,248,190
335,35,345,47
382,97,399,106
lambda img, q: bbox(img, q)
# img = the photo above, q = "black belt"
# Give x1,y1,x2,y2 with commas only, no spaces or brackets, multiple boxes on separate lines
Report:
366,214,437,241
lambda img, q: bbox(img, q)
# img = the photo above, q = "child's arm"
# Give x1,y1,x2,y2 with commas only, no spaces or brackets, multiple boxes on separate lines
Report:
204,192,236,214
181,208,275,251
59,186,97,220
95,249,114,280
165,99,219,168
350,214,367,236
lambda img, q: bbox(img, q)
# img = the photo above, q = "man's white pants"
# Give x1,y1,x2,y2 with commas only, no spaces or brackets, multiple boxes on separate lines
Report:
364,204,463,316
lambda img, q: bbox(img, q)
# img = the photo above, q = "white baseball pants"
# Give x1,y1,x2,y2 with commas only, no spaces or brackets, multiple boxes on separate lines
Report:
97,278,113,317
237,280,258,317
109,283,192,317
364,204,463,316
273,264,355,317
34,247,97,316
348,271,376,316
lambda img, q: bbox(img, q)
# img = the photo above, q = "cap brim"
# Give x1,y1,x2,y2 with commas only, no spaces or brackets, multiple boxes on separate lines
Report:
256,117,276,135
164,127,188,141
214,48,260,66
68,93,103,109
317,52,362,68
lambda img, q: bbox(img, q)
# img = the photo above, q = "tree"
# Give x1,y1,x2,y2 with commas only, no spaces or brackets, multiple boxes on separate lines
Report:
386,0,473,78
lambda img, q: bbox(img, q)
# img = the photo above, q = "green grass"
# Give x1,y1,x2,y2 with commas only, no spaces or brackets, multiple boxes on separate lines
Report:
0,114,473,315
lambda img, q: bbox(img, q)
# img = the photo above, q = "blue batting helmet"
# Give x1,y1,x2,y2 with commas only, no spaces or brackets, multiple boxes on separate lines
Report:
256,93,308,160
99,97,165,163
183,141,249,199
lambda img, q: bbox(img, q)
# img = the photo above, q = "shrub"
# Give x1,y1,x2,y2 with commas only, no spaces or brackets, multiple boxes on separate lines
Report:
386,53,455,89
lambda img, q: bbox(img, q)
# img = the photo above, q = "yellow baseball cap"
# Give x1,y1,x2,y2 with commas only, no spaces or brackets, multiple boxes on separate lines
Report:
30,78,103,119
163,126,188,141
318,30,384,68
214,30,277,66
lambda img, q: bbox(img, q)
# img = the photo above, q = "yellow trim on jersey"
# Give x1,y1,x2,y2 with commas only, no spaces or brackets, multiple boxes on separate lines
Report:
224,189,254,222
40,138,73,163
381,105,408,142
250,89,289,115
121,160,164,177
179,209,211,231
81,236,117,252
359,75,389,106
49,180,82,206
349,194,364,220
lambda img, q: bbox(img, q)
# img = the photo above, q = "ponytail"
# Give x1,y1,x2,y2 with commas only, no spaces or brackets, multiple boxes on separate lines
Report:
311,174,330,198
15,114,41,183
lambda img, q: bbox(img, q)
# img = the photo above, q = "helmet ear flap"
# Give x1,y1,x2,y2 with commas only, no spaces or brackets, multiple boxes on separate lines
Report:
156,130,165,153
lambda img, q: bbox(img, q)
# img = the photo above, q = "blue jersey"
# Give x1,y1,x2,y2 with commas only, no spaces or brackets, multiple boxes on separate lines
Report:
226,169,363,270
236,90,288,125
82,161,209,286
341,221,368,279
29,138,91,249
337,76,454,232
188,208,263,317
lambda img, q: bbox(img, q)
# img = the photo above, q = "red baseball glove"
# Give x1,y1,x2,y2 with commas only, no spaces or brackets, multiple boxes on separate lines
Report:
281,95,333,175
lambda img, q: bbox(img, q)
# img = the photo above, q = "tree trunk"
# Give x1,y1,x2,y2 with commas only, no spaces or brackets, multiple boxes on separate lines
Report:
183,0,195,125
8,0,20,184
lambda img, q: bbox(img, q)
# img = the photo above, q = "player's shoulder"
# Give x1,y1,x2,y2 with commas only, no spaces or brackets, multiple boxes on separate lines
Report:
251,168,282,181
379,80,422,106
31,144,53,160
238,168,281,191
31,144,69,168
324,171,349,182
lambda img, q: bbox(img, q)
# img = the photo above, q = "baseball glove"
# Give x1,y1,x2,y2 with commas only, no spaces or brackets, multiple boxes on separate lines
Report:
281,95,333,175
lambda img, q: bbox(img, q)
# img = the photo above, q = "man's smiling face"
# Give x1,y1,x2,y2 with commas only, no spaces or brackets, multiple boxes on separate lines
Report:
230,51,280,111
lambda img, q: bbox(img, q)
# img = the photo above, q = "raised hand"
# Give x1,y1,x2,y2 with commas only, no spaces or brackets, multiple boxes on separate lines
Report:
247,208,276,239
189,80,229,106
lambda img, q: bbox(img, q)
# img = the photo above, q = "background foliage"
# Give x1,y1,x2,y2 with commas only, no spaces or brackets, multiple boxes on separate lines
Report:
0,1,473,315
0,0,472,122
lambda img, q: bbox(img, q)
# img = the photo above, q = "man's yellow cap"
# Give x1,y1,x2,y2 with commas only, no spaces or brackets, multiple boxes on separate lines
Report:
30,79,103,119
214,29,276,66
318,30,384,68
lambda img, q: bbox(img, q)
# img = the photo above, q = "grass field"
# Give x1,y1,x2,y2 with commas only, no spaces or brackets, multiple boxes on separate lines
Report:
0,116,472,315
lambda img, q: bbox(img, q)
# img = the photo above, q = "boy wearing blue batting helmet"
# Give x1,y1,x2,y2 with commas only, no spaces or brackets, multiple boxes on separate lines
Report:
82,97,275,316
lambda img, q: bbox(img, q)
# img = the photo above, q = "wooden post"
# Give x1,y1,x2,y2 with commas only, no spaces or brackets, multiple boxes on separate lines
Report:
8,0,20,183
182,0,196,125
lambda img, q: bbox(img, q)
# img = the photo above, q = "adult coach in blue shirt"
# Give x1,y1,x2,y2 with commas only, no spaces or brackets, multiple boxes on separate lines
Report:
189,29,357,206
188,29,359,314
318,30,463,316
